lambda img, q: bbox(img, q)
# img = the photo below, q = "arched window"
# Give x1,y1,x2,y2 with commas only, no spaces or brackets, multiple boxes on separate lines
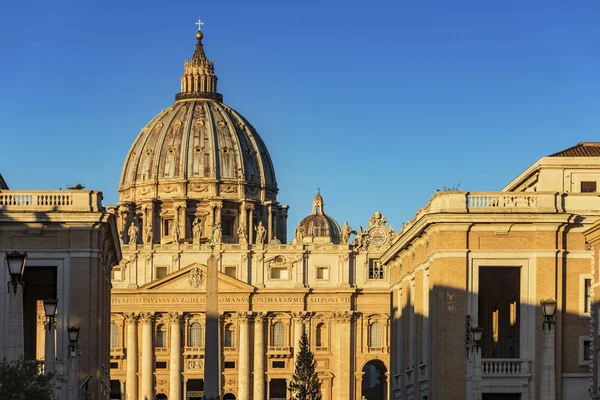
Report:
315,323,326,347
271,322,285,347
156,324,166,348
224,324,235,347
189,322,203,347
110,323,119,349
369,322,383,348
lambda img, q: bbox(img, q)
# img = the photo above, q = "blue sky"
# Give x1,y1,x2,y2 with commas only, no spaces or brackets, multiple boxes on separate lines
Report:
1,0,599,232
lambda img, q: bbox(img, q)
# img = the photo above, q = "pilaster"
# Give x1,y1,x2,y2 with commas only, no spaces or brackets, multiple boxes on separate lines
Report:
237,312,250,400
253,312,266,400
124,313,138,400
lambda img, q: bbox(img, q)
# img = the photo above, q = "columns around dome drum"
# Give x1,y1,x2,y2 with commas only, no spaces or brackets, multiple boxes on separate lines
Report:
113,198,289,247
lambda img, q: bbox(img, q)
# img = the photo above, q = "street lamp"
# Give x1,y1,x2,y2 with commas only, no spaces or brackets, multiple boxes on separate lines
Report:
541,299,557,330
6,251,27,294
471,326,484,352
43,298,58,330
68,326,80,354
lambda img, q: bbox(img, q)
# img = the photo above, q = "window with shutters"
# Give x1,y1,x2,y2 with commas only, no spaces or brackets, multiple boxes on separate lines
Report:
189,322,204,347
224,324,235,348
271,322,285,347
110,323,119,349
369,322,383,348
156,324,166,348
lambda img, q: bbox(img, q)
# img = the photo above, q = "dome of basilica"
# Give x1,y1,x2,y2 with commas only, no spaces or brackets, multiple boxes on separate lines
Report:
294,190,341,244
119,30,277,203
116,29,287,246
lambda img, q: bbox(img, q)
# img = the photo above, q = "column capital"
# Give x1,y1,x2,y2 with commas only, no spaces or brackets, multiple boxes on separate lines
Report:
253,312,266,323
236,311,251,323
124,312,138,323
167,312,182,323
138,312,155,323
332,311,355,323
291,311,308,323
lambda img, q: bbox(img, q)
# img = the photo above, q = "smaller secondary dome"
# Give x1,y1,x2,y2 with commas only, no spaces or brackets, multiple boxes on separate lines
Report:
294,190,341,244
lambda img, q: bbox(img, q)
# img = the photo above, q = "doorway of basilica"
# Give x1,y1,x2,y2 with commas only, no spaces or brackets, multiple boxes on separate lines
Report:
361,360,387,400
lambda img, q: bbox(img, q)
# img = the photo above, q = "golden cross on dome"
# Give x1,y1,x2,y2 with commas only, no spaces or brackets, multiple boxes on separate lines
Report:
195,19,204,31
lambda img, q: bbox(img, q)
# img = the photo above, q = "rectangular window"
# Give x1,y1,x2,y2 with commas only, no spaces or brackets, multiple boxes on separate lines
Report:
368,259,385,280
111,267,122,281
579,336,592,365
225,266,237,278
316,266,329,280
156,266,168,280
270,267,288,280
222,218,234,237
581,275,593,317
272,361,285,369
224,361,236,369
156,361,167,369
585,278,592,314
110,362,119,369
163,219,173,237
581,181,597,193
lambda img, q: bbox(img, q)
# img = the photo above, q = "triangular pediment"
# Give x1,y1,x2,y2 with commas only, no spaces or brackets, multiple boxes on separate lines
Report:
140,262,255,293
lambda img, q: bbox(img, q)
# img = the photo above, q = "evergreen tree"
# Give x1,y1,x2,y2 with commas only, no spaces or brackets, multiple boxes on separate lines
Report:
289,325,322,400
0,358,54,400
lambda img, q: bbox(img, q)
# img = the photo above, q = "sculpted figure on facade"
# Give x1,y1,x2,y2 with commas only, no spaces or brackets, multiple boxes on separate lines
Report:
210,222,222,247
255,221,267,245
237,222,248,244
192,217,203,245
294,225,304,244
128,221,138,245
340,221,354,244
189,267,204,288
172,220,181,244
146,220,153,244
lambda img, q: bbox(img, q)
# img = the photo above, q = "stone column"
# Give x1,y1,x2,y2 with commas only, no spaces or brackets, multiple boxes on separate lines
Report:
139,313,154,400
335,311,353,399
125,313,138,400
6,285,25,361
169,313,182,400
253,313,266,400
540,327,556,400
238,312,250,400
267,203,273,242
44,317,56,396
248,206,255,244
293,313,305,364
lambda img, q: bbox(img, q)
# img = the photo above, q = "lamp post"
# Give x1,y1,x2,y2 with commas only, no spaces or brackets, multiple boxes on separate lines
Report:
471,327,484,353
5,251,27,361
68,326,80,400
43,298,58,391
6,251,27,294
541,299,557,330
540,299,557,400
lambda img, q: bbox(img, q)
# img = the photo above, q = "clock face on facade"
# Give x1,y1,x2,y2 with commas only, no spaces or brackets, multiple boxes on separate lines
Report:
369,228,387,246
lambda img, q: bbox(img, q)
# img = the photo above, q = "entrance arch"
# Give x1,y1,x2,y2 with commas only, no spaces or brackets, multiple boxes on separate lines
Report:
361,359,387,400
156,395,168,400
223,394,236,400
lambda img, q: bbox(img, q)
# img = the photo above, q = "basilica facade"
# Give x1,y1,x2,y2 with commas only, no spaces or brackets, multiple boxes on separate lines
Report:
108,29,394,400
104,27,600,400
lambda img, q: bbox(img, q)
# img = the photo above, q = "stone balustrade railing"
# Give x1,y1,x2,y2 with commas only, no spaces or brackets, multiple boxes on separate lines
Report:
481,358,530,376
0,190,103,212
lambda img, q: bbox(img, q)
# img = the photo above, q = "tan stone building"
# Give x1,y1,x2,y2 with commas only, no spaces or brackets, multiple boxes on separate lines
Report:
0,189,121,399
109,29,394,400
382,142,600,400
